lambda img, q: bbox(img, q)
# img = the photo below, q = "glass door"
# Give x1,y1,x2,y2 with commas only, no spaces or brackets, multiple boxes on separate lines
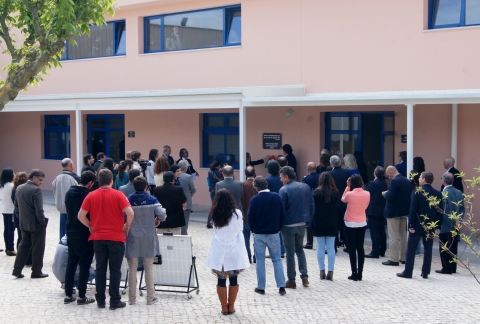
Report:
325,113,362,157
87,115,125,162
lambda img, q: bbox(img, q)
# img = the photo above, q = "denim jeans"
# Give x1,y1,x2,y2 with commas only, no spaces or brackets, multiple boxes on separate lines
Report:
281,225,308,283
60,213,67,242
243,223,252,262
279,232,286,255
65,237,94,298
315,236,336,272
93,240,125,306
3,213,15,251
254,234,286,289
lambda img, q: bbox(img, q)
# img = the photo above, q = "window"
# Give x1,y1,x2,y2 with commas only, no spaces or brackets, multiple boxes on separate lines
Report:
203,114,239,168
44,115,70,160
430,0,480,28
62,21,126,60
144,5,241,53
87,115,125,163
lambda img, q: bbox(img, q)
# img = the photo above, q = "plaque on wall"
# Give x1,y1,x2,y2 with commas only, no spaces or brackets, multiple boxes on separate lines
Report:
128,131,135,138
263,133,282,149
401,135,407,143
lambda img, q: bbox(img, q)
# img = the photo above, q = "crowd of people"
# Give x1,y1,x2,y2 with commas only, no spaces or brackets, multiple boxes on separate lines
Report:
0,142,466,316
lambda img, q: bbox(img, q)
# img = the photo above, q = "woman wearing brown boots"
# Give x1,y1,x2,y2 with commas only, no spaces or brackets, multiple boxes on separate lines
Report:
206,189,250,315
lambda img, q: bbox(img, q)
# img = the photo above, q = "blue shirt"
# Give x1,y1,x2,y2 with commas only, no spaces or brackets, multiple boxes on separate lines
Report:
279,180,315,225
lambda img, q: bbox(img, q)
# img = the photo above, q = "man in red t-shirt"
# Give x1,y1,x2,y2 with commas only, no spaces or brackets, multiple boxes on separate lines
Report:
78,169,134,310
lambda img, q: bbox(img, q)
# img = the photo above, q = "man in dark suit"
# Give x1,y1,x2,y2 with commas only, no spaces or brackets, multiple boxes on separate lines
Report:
282,144,297,178
241,166,257,263
302,162,319,249
12,169,48,279
382,165,411,266
153,171,187,235
395,151,407,178
441,157,463,193
162,145,175,166
329,155,351,251
93,152,106,172
215,165,243,212
397,172,443,279
177,160,196,235
176,148,199,177
365,166,388,258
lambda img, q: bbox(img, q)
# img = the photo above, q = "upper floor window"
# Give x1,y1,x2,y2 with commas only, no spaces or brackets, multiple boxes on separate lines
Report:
62,20,126,60
144,5,241,53
44,115,70,160
431,0,480,28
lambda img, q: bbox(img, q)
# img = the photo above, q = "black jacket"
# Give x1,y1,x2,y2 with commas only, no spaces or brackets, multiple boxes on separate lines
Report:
285,153,297,176
65,185,91,237
176,158,197,175
153,183,187,229
330,167,350,208
441,167,464,193
311,189,339,237
408,184,443,235
81,164,95,174
366,177,388,217
93,160,102,172
302,172,320,191
384,174,411,218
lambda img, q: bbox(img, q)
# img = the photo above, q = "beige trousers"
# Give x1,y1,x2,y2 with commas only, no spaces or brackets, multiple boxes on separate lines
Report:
387,216,408,262
156,227,181,235
127,257,155,303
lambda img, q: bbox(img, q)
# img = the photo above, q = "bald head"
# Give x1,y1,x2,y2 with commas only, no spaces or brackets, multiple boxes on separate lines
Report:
307,162,316,172
245,166,255,178
444,157,455,169
222,165,234,177
385,165,398,179
61,158,74,171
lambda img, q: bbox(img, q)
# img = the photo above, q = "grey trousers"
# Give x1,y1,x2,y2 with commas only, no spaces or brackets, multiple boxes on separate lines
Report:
387,216,408,262
281,225,308,283
181,209,191,235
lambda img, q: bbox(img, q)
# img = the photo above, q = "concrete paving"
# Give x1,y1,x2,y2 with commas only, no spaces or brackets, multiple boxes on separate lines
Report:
0,193,478,323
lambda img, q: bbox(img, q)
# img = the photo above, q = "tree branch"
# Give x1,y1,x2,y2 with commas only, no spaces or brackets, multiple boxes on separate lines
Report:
0,3,19,62
22,0,46,46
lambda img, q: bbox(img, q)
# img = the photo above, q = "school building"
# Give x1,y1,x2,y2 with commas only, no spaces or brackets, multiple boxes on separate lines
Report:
0,0,479,211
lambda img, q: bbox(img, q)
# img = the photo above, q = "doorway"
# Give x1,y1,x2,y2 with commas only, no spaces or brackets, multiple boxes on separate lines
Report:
87,114,125,163
325,112,394,182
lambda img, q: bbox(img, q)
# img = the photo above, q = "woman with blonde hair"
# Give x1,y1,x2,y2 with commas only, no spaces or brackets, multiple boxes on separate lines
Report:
344,154,360,176
154,157,171,187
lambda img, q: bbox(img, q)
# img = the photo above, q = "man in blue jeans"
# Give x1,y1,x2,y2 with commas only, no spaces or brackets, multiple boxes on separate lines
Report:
248,177,286,295
279,166,315,289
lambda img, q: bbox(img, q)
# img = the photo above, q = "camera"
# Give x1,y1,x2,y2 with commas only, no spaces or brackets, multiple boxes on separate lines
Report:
138,159,151,172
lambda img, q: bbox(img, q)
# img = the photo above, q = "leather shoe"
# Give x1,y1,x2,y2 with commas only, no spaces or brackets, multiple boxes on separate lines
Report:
303,245,313,249
365,254,379,259
254,288,265,295
396,272,412,279
5,250,16,256
285,280,296,289
109,301,126,310
435,269,452,274
302,279,309,287
31,273,49,279
400,260,406,265
12,272,24,278
343,248,349,253
421,272,428,279
382,260,399,266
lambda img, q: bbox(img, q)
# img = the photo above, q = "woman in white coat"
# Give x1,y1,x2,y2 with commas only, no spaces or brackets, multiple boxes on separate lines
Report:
206,189,250,316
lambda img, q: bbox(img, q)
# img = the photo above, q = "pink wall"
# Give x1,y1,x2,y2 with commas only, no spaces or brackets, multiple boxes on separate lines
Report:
2,0,479,98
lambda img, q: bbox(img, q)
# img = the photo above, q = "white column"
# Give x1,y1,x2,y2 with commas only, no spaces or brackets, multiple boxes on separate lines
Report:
406,104,414,175
239,101,246,181
451,104,458,161
75,105,83,175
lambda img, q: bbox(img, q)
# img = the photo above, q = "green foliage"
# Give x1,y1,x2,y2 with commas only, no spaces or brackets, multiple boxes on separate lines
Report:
0,0,115,109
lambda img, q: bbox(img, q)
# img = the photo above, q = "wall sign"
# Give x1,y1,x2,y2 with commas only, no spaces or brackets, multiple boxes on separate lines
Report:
263,133,282,149
128,131,135,138
401,135,407,143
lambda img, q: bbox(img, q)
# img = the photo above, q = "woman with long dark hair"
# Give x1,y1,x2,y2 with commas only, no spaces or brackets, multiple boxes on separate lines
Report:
316,152,332,174
114,159,133,189
169,164,181,186
0,168,15,255
311,172,340,280
342,174,370,281
410,156,425,190
206,189,250,316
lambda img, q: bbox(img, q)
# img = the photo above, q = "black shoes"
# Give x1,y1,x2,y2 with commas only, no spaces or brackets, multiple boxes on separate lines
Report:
400,260,406,265
348,272,358,281
396,272,412,279
279,287,286,296
382,260,399,266
77,297,96,305
320,270,326,280
31,273,49,279
435,269,452,274
365,254,379,259
303,245,313,249
254,288,265,295
421,272,428,279
64,296,77,304
357,272,363,281
343,248,349,253
12,272,24,278
109,301,126,310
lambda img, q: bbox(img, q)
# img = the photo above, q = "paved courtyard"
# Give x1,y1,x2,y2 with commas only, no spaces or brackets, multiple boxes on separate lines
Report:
0,202,478,323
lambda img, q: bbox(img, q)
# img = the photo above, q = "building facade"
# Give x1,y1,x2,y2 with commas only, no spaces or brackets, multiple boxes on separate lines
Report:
1,0,479,211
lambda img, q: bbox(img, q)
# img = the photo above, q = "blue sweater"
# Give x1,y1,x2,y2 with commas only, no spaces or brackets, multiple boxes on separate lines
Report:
265,175,283,193
248,191,286,234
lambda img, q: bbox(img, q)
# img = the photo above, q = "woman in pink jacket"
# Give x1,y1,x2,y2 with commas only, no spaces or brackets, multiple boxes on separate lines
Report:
341,174,370,281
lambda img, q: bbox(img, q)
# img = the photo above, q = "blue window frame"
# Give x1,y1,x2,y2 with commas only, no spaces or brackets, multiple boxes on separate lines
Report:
87,115,125,163
144,5,241,53
62,20,126,60
430,0,480,29
44,115,70,160
203,113,239,169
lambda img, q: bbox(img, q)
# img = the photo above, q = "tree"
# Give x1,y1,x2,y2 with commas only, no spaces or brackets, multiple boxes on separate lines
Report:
0,0,115,111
